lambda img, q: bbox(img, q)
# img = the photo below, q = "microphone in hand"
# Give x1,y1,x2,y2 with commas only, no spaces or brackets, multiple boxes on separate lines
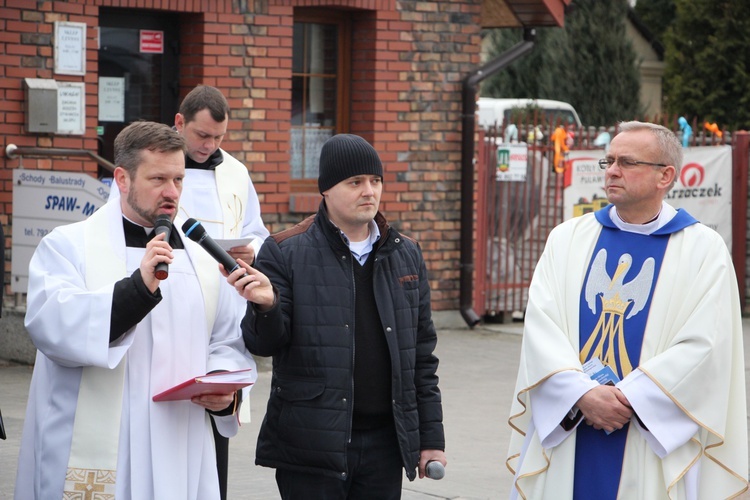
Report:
153,214,172,280
425,460,445,480
181,218,247,277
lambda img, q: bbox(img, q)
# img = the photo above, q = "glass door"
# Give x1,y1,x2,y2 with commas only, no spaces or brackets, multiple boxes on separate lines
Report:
97,8,179,178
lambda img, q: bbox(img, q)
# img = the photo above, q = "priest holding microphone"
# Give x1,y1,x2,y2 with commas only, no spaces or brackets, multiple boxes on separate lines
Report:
14,121,253,500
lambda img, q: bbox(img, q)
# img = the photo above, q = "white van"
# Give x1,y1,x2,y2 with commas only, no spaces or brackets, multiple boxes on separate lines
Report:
477,97,582,129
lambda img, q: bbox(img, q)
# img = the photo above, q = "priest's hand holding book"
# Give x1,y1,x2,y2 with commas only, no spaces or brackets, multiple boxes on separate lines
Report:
153,368,255,413
192,393,235,412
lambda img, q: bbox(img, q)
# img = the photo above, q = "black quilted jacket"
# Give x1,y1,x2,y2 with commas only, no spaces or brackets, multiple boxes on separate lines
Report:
242,202,444,481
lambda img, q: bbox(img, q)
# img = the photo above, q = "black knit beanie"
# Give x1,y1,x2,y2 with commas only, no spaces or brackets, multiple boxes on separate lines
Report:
318,134,383,194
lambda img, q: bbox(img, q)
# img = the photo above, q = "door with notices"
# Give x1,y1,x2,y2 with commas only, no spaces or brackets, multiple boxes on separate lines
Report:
97,8,179,179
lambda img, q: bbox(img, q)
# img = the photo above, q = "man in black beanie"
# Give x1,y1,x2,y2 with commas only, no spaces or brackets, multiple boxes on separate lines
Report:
225,133,447,499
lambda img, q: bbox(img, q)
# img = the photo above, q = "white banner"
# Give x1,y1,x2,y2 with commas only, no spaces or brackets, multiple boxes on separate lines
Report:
562,151,608,219
563,145,732,249
11,170,110,293
666,145,732,248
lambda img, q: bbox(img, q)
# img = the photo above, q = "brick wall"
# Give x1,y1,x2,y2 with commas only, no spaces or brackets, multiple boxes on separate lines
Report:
1,1,99,302
388,1,482,309
0,0,483,311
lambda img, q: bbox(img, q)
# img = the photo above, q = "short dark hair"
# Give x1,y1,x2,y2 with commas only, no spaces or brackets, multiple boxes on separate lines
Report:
178,85,230,124
114,121,187,176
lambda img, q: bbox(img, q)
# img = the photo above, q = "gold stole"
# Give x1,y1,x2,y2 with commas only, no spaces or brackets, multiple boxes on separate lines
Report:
64,206,124,496
215,151,249,238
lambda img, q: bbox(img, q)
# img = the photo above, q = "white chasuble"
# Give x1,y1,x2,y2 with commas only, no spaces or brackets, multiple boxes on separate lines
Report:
507,206,748,500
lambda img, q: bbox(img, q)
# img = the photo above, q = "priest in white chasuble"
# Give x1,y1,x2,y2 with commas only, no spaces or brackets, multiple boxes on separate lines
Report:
14,121,253,500
507,121,747,500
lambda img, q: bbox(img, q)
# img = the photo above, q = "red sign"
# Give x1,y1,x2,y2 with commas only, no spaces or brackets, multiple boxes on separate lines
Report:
140,30,164,54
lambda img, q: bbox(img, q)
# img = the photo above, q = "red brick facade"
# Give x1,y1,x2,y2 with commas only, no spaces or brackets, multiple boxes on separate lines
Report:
0,0,483,311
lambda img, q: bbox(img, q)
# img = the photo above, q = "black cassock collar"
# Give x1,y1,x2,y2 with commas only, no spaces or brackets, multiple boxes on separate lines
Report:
122,217,184,249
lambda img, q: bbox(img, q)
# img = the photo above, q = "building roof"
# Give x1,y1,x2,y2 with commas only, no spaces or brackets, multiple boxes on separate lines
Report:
481,0,572,28
627,7,665,60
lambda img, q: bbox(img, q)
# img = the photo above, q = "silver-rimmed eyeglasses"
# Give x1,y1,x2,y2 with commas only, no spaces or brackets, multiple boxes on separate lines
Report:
598,157,668,170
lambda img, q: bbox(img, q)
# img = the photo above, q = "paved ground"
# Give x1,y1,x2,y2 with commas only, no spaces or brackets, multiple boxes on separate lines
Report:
1,317,749,499
0,318,524,500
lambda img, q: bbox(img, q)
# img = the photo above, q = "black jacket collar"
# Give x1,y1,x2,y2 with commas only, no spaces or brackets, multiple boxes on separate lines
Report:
316,200,391,255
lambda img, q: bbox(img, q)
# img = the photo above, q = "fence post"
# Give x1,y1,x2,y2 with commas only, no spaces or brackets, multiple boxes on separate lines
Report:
732,131,749,311
474,129,489,318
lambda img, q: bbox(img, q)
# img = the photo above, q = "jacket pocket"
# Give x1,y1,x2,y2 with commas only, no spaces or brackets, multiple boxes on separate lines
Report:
273,375,334,449
269,376,347,454
274,375,325,402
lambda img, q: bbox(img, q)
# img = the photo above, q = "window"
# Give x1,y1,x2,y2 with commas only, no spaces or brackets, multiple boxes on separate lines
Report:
291,10,350,189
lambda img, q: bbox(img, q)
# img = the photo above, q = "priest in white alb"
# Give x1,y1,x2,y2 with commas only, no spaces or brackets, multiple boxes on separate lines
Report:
15,121,253,500
105,85,267,498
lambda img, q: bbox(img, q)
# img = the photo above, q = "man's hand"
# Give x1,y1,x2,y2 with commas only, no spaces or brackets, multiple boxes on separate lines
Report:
576,385,633,433
418,449,447,479
191,392,236,412
140,231,173,293
222,258,275,310
227,243,255,266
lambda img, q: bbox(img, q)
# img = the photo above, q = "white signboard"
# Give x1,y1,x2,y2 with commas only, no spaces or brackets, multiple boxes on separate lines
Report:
11,169,110,293
98,77,125,122
57,82,85,135
666,145,732,248
563,145,733,249
54,21,86,76
495,143,528,182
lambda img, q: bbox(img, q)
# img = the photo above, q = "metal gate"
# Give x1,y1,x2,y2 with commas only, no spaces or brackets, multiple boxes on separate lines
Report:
474,126,562,321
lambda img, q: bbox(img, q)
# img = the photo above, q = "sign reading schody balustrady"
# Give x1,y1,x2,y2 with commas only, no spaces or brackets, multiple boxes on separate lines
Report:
11,170,110,293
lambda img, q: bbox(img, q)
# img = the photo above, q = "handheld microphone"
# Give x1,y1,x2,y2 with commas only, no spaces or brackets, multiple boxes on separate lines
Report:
153,214,172,280
181,218,245,276
425,460,445,480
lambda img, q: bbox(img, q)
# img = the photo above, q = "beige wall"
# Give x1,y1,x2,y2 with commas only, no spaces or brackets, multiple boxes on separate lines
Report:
625,20,665,118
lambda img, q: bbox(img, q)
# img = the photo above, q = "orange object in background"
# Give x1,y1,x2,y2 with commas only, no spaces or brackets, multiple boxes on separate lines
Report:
704,122,723,138
551,126,571,173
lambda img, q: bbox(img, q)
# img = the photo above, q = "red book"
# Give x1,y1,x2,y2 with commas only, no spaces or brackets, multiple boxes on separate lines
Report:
152,368,254,402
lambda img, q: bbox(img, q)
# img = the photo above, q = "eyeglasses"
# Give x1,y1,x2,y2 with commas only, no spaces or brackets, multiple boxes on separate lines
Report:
598,157,668,170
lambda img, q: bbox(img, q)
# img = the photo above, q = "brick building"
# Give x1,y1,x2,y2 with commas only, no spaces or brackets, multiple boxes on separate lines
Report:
0,0,569,315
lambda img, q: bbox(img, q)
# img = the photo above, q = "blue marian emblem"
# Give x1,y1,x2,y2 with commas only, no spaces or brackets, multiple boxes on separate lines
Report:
581,248,654,376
